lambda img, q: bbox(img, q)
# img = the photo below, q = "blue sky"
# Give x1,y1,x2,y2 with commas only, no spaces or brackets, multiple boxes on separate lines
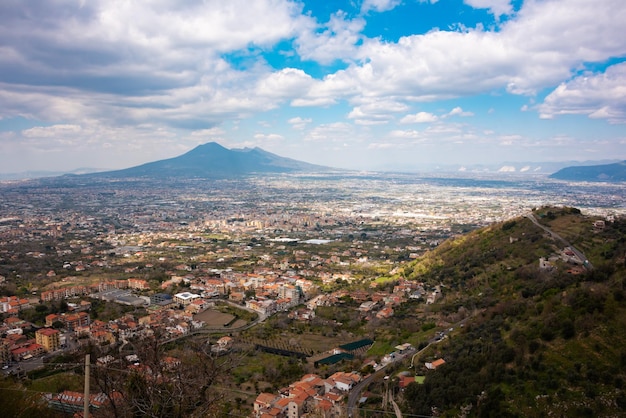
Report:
0,0,625,173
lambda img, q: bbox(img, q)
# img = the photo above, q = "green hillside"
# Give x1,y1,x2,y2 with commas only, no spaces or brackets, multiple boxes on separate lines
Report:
400,207,626,417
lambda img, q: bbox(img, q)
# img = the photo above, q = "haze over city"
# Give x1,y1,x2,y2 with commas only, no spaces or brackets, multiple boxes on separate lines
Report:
1,0,625,174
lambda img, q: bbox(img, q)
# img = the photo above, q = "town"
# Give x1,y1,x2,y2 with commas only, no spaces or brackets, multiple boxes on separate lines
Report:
1,173,625,417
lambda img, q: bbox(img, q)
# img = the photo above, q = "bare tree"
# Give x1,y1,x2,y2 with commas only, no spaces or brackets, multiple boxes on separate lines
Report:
90,334,237,418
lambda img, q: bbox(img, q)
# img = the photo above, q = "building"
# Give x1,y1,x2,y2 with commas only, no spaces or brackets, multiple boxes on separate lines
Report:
11,343,44,361
150,293,173,306
0,340,10,365
65,312,91,330
35,328,61,352
425,358,446,370
46,390,112,414
174,292,201,306
128,278,150,290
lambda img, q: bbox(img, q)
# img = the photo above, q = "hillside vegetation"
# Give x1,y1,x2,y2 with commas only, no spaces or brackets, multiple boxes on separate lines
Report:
400,207,626,417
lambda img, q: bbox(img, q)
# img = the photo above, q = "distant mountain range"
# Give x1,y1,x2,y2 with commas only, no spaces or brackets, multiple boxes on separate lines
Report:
550,160,626,182
1,143,624,181
83,142,333,179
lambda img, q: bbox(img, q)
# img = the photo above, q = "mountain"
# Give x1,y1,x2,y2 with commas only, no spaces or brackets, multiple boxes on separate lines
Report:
550,160,626,182
86,142,333,179
0,167,108,181
398,207,626,416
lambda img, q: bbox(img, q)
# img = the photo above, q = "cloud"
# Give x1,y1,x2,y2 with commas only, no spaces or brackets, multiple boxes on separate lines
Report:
538,62,626,124
447,107,474,117
295,11,365,65
348,99,409,124
313,0,626,103
361,0,403,13
388,130,422,139
255,68,315,100
304,122,354,142
288,117,312,130
22,124,82,138
400,112,439,124
3,0,625,130
367,142,397,149
498,165,516,172
190,127,226,138
1,0,625,172
464,0,513,18
253,133,285,141
0,1,316,129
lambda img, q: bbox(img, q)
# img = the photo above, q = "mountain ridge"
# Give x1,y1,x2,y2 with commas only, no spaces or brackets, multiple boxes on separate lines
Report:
550,160,626,182
83,142,335,179
398,206,626,416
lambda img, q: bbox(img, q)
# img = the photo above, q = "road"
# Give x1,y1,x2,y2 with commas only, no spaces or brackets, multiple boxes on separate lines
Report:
525,213,593,270
346,347,416,417
347,317,470,417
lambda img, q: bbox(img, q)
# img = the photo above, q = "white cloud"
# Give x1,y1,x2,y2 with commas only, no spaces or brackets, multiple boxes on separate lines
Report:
361,0,402,13
498,165,516,172
22,124,82,138
295,11,365,65
288,117,312,130
3,0,625,132
255,68,315,100
447,107,474,117
313,0,626,103
388,130,422,139
464,0,513,18
190,127,226,138
1,0,626,171
367,142,397,149
348,99,408,124
304,122,354,142
253,133,285,141
400,112,439,124
538,62,626,124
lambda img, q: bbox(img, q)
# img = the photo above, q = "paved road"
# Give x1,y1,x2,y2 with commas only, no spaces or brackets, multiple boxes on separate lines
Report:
346,347,417,417
525,213,593,270
347,316,471,417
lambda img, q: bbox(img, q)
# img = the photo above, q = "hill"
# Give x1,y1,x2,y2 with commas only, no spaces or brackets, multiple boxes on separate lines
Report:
85,142,333,179
550,160,626,182
398,207,626,417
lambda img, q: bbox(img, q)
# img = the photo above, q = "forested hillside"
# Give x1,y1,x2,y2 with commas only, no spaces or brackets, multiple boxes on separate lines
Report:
400,207,626,417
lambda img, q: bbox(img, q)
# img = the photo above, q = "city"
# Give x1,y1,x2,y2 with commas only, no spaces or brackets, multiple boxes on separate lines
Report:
1,172,625,416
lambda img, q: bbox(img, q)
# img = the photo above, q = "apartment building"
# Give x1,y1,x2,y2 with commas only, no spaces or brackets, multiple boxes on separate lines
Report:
35,328,61,352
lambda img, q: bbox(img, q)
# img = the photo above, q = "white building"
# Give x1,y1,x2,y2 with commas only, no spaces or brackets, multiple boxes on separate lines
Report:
174,292,201,306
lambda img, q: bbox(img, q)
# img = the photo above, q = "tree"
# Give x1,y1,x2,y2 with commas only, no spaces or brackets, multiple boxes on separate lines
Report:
90,334,237,418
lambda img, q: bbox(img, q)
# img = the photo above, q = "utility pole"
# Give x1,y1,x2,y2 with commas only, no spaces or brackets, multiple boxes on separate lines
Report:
383,375,389,410
84,354,90,418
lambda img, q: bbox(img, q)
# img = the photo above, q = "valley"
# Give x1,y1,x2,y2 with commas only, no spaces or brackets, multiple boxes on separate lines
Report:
0,173,625,417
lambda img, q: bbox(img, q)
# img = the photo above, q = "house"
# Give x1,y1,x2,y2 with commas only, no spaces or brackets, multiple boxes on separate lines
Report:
358,301,377,312
425,358,446,370
254,393,279,416
212,336,234,354
185,298,210,313
11,342,44,361
325,371,361,392
376,306,394,319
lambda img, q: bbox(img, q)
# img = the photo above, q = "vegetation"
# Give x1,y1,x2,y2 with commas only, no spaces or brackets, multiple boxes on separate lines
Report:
398,207,626,417
3,206,626,417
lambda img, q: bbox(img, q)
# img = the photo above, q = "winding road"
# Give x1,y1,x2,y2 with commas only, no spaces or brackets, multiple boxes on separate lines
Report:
525,213,593,270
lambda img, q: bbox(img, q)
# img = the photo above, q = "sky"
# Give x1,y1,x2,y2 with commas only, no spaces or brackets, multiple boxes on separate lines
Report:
1,0,625,173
